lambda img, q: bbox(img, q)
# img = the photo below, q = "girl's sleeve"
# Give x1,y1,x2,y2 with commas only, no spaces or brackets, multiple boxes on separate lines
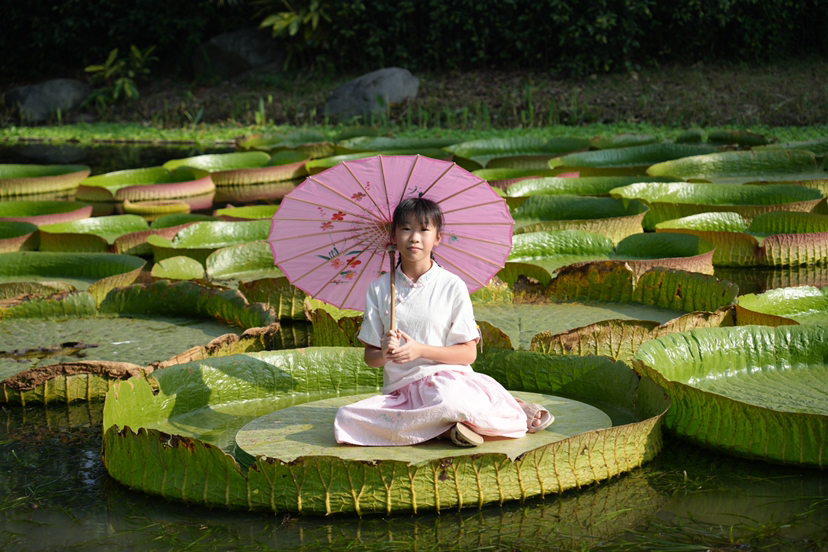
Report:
446,280,480,346
357,283,383,347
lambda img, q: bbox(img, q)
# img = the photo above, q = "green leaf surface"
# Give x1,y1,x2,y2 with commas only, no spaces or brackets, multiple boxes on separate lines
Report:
737,285,828,325
213,204,280,220
705,130,773,146
657,211,828,266
305,149,452,174
474,302,687,350
76,166,214,202
0,220,39,252
163,151,271,172
337,136,458,153
445,137,590,167
148,220,271,266
510,195,648,243
611,182,824,230
549,143,719,169
758,138,828,157
238,277,307,321
634,325,828,466
102,348,670,514
589,134,657,149
648,149,818,179
235,391,611,464
504,175,680,197
0,251,145,305
206,241,284,282
39,214,150,251
0,164,91,199
150,255,206,280
0,315,241,381
509,231,714,276
0,201,93,226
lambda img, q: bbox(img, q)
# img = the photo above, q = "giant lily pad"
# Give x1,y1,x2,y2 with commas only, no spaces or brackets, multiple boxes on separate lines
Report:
0,163,91,199
75,166,215,206
305,149,453,175
610,182,824,230
237,130,338,158
509,195,648,243
0,251,145,305
164,151,308,186
648,149,822,185
715,264,828,296
633,325,828,467
479,264,733,358
548,143,720,169
735,285,828,326
0,220,38,252
336,136,459,154
509,230,715,277
150,255,206,280
0,201,93,226
38,214,150,253
311,262,735,361
656,211,828,266
213,177,300,204
205,241,284,283
758,138,828,157
475,168,624,190
101,348,670,514
213,204,280,221
504,175,681,198
237,277,307,321
445,137,590,167
0,279,304,404
147,219,271,266
590,134,658,149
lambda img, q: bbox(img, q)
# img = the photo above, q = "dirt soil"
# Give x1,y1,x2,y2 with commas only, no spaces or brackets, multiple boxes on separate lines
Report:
88,59,828,129
5,59,828,129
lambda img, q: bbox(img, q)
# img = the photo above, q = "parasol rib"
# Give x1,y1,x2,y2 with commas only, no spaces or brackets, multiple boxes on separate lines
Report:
437,241,508,268
434,254,489,288
342,163,390,221
286,229,388,288
311,246,386,309
416,159,455,198
283,190,385,225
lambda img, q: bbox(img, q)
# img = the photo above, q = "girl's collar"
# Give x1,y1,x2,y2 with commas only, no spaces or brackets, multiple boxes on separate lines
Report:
396,261,440,288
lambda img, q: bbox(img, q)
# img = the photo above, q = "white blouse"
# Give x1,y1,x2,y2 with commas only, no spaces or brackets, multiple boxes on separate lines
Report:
358,263,480,393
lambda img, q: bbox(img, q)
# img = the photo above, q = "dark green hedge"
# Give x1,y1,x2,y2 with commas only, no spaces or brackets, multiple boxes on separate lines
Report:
2,0,253,81
2,0,826,82
326,0,827,75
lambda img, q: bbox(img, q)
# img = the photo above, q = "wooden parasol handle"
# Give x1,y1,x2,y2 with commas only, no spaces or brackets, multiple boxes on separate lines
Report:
389,246,396,332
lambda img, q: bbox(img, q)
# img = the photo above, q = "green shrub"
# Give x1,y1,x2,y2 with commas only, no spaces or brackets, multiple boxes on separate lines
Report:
2,0,825,81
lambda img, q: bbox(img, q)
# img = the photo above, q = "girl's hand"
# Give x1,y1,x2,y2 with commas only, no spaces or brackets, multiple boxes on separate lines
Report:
381,329,400,359
386,330,422,364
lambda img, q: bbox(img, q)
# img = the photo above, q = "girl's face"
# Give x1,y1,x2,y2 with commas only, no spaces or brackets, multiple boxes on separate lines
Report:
393,214,442,266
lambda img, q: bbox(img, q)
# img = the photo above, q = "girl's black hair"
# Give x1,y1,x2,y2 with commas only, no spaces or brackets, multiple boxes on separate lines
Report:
391,197,444,266
391,197,444,234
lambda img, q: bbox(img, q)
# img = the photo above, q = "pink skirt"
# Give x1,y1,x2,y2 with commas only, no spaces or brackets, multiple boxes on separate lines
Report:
334,370,528,446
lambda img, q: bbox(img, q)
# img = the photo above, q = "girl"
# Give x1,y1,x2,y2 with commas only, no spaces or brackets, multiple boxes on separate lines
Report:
334,197,553,447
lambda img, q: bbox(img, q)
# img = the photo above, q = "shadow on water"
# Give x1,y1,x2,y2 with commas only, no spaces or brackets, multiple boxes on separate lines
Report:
1,404,826,551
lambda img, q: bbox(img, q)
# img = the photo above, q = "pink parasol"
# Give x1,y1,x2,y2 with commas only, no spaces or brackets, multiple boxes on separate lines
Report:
269,155,514,323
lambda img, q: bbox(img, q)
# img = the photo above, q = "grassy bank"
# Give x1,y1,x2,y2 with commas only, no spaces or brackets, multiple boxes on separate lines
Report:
2,59,827,146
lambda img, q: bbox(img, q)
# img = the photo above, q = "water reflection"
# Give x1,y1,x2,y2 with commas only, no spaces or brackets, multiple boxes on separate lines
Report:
1,405,826,551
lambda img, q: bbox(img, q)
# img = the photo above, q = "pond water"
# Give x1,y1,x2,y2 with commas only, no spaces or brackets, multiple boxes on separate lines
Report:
1,404,825,551
1,144,827,550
